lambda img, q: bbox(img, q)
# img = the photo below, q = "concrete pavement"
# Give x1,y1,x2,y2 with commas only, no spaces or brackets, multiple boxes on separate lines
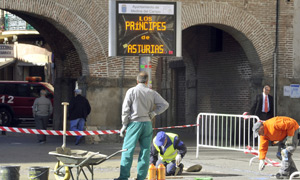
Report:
0,127,299,180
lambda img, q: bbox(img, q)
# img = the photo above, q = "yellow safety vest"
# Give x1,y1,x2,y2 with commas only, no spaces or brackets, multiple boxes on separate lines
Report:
153,133,178,163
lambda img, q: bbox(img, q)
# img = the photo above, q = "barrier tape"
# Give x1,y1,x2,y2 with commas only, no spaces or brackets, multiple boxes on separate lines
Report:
0,124,198,136
153,124,198,130
244,146,281,167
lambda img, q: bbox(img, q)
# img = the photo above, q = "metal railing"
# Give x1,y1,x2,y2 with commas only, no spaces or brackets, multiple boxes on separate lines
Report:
196,113,260,158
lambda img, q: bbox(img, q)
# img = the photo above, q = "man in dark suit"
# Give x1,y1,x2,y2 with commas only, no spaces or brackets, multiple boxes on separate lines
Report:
250,85,274,120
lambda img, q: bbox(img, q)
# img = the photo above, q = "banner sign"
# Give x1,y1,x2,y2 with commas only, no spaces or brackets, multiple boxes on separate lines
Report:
0,45,14,58
109,1,181,57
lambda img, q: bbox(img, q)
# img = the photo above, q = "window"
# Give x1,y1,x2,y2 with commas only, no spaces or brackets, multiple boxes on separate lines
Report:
0,84,5,94
30,84,44,98
4,84,17,96
210,27,223,52
17,84,30,97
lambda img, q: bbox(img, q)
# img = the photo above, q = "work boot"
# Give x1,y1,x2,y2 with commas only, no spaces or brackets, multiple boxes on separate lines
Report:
75,137,82,145
275,173,289,179
289,168,299,178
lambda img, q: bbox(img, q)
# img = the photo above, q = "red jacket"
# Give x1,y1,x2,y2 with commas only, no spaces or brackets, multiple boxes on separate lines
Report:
259,116,299,160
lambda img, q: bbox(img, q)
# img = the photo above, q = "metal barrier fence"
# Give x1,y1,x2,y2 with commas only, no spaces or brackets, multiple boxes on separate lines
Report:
196,113,260,158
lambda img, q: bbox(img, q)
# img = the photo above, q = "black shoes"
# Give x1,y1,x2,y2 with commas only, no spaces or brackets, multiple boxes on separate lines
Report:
275,169,300,179
75,138,82,145
290,170,300,178
275,173,288,179
177,163,184,175
38,140,46,144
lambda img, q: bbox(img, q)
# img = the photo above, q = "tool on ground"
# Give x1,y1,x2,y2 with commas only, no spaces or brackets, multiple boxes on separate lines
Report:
174,154,182,176
186,164,202,172
56,102,71,155
174,165,180,176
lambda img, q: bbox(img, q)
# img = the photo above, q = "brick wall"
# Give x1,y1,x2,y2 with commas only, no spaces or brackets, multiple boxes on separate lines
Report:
0,0,297,130
192,26,251,114
1,0,293,80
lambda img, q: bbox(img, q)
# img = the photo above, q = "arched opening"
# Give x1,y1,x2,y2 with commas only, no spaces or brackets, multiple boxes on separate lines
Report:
181,25,262,115
157,2,275,128
0,9,82,129
158,24,266,128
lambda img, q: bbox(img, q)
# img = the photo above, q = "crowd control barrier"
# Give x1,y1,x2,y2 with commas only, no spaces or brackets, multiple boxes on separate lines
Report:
196,113,260,158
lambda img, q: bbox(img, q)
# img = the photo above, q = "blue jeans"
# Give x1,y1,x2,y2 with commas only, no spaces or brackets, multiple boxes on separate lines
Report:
155,159,176,176
279,129,299,175
70,118,85,142
118,121,153,180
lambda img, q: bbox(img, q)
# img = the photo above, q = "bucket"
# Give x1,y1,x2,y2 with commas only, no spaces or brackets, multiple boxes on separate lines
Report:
28,166,49,180
0,165,20,180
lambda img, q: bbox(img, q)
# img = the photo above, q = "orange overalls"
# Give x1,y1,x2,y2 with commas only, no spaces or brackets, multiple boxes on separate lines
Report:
259,116,299,160
259,116,299,175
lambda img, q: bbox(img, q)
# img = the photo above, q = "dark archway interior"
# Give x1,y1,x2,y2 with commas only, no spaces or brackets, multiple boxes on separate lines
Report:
181,25,256,114
5,10,83,129
10,10,82,78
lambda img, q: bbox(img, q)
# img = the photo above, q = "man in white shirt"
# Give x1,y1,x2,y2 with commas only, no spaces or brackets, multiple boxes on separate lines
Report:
115,71,169,180
250,85,274,120
33,89,53,144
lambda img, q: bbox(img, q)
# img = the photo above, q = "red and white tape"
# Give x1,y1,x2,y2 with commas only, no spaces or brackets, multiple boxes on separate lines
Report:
244,146,280,167
0,126,119,136
0,124,198,136
153,124,198,130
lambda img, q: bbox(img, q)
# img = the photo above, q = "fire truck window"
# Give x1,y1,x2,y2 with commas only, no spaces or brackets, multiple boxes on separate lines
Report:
29,85,42,98
0,84,5,94
4,84,17,96
17,84,30,97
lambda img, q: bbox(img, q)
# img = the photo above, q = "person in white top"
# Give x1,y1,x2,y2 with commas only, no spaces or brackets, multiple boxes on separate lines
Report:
32,89,53,144
115,71,169,180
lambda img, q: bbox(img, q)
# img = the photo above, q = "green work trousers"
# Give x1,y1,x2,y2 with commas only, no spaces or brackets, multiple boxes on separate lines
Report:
119,121,153,180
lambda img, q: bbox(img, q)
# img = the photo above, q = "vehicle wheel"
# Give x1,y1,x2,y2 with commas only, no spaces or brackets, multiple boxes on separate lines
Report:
0,108,12,126
54,161,70,180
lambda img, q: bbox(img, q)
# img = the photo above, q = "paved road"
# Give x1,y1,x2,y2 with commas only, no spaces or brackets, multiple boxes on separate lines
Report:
0,126,299,180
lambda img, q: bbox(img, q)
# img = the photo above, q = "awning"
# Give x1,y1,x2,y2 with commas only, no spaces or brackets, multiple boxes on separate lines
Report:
0,59,15,69
17,61,45,66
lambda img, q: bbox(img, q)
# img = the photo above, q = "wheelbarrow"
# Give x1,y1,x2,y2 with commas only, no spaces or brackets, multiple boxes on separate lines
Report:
49,149,127,180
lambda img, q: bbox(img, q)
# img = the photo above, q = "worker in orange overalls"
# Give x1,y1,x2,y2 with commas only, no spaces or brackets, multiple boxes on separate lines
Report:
253,116,299,179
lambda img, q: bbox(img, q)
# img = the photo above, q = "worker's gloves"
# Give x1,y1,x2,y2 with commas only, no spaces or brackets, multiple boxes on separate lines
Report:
149,111,157,120
258,159,265,171
285,136,293,146
120,125,127,138
176,154,182,166
276,151,282,160
281,149,289,161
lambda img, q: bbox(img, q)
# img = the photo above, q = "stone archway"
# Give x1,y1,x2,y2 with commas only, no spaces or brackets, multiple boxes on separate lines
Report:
0,1,110,129
0,0,109,77
182,2,274,78
179,2,274,123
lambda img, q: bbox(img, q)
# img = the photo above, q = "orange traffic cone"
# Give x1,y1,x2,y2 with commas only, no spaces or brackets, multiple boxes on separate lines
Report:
157,164,166,180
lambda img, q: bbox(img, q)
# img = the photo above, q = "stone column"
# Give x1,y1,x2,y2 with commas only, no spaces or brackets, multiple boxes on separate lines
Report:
84,77,136,143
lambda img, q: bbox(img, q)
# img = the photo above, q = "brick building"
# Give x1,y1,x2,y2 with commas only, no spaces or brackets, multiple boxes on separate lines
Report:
1,0,299,142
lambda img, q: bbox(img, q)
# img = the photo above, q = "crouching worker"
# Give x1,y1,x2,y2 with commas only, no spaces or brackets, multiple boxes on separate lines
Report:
253,116,299,179
150,131,187,176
